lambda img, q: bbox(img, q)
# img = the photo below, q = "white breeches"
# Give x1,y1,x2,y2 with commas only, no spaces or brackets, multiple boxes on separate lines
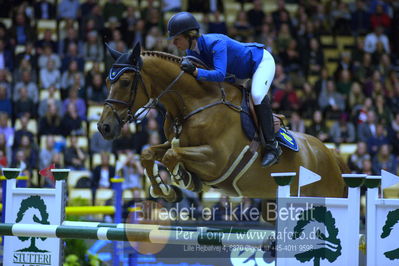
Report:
251,49,275,105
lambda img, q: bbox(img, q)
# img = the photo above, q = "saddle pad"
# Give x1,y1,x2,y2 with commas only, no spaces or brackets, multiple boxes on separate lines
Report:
275,127,299,152
240,89,299,152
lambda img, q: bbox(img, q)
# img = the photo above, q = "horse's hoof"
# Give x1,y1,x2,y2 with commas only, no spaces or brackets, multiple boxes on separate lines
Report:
164,185,183,203
149,185,162,198
170,185,183,202
190,173,202,192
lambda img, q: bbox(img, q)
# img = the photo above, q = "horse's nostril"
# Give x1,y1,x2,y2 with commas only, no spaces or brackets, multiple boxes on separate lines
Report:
103,124,111,133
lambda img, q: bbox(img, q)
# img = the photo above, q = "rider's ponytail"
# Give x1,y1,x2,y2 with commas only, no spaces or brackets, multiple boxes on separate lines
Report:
183,30,200,50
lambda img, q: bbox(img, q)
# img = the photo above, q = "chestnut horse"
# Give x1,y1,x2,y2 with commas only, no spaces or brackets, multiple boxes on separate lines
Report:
98,43,347,202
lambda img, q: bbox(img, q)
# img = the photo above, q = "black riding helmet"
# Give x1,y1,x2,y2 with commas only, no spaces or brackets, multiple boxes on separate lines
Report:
167,12,200,39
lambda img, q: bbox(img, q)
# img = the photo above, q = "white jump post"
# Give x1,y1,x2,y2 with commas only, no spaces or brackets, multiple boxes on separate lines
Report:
366,170,399,265
1,168,69,266
272,167,364,266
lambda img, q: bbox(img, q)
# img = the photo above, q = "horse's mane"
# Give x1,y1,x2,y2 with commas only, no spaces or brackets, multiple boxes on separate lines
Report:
141,50,181,64
141,50,206,69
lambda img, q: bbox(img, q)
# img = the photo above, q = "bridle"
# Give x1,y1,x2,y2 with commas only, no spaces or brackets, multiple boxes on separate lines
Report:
104,55,243,136
104,57,185,128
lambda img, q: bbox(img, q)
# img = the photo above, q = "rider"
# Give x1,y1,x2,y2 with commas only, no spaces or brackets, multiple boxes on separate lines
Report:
167,12,281,167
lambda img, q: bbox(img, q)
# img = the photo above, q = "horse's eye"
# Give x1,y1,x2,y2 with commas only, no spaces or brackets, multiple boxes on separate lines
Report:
120,80,130,87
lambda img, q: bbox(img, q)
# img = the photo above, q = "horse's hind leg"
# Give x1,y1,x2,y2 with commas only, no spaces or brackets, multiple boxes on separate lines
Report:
141,142,182,202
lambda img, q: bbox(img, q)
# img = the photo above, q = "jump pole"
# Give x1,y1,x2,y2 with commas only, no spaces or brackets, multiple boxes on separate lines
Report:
0,223,273,248
110,176,124,266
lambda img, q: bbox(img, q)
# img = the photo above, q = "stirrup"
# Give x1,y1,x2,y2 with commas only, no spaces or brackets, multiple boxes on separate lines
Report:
261,141,282,167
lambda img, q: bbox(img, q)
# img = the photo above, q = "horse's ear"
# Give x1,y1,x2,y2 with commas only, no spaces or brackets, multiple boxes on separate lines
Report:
129,42,141,64
105,43,122,60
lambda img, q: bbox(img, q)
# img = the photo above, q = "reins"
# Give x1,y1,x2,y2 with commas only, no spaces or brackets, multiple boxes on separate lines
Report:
104,55,244,134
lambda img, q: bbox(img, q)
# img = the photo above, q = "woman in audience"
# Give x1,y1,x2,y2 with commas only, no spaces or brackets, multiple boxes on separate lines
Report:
12,135,38,170
0,133,11,166
60,102,83,136
122,152,144,190
306,110,330,142
372,144,397,174
60,60,84,92
329,113,356,144
83,31,104,62
39,102,62,135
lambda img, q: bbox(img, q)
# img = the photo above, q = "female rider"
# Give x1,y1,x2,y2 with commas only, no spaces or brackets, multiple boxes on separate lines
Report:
167,12,281,167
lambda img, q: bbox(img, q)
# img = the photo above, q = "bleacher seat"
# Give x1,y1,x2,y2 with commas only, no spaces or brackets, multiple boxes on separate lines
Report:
307,75,319,86
0,18,12,28
89,121,99,137
95,188,114,205
39,89,61,100
30,169,40,187
320,35,335,47
69,188,92,202
202,189,222,208
323,49,340,61
304,119,312,128
40,135,65,150
336,36,355,51
15,119,38,135
68,170,92,189
340,143,357,156
84,61,105,73
66,136,89,149
92,152,116,167
324,143,336,150
88,106,103,121
15,45,26,55
37,19,57,31
326,119,335,129
326,62,337,75
58,19,79,31
339,143,357,162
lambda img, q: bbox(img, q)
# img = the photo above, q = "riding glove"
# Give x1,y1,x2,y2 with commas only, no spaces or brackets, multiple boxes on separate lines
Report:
180,58,196,74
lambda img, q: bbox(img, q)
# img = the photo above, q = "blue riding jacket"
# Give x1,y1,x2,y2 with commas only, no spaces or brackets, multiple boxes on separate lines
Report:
186,33,265,82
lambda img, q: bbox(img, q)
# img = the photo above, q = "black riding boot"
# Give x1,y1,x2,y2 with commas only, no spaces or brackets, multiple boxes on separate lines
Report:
254,97,282,167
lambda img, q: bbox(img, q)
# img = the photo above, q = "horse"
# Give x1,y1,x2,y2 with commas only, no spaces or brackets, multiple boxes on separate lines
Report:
98,42,348,203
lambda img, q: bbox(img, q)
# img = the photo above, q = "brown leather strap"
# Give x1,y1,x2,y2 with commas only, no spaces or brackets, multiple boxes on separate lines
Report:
213,139,260,195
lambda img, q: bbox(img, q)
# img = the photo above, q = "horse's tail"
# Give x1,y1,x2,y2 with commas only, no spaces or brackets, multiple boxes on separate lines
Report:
331,149,351,174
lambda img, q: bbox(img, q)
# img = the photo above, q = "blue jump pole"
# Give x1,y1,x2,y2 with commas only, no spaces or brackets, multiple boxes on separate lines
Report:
111,176,124,266
1,177,6,223
16,176,28,188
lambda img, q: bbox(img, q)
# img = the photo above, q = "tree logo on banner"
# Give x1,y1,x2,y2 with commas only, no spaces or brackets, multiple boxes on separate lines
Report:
293,206,342,266
381,208,399,260
15,195,51,252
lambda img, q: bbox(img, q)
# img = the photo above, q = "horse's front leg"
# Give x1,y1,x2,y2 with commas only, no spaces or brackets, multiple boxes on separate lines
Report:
141,141,181,202
162,143,217,192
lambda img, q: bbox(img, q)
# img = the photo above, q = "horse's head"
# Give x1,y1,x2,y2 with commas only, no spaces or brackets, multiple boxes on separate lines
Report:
98,42,150,140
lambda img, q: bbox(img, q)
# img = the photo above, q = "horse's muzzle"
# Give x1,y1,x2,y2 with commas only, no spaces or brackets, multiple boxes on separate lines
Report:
97,122,115,140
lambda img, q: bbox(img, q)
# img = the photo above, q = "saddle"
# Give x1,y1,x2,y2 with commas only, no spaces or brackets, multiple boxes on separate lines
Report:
183,56,298,152
240,88,299,152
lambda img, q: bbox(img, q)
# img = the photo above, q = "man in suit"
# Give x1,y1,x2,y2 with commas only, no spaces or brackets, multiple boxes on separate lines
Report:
358,110,378,142
91,152,115,205
34,0,56,19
